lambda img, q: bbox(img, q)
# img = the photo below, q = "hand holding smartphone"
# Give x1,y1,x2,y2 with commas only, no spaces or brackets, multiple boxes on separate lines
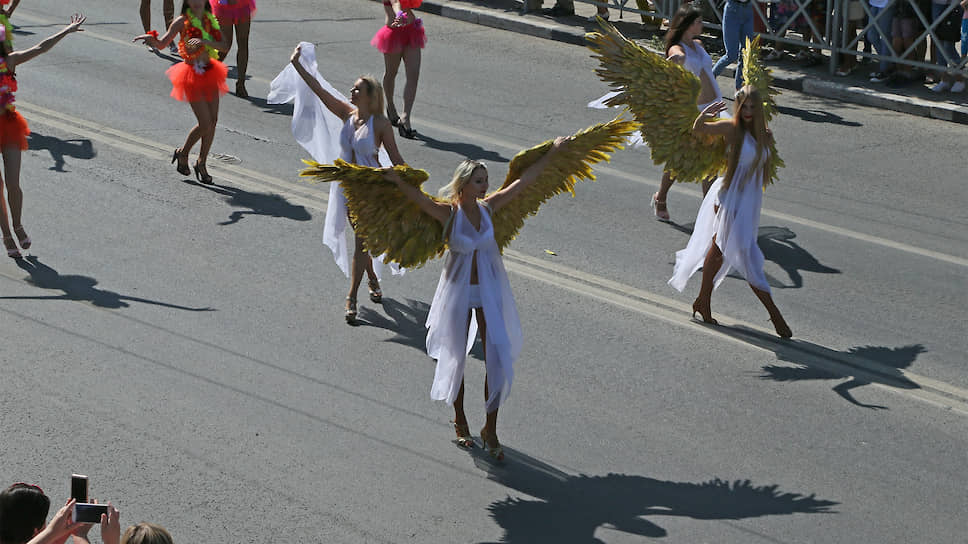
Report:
73,502,108,523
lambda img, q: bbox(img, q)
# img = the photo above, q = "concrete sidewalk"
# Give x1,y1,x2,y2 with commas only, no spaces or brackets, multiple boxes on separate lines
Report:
415,0,968,124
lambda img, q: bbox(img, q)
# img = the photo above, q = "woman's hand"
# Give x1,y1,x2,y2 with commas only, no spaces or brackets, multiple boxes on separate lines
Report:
65,13,86,33
185,37,203,53
290,44,302,65
550,136,569,152
700,100,727,118
99,503,121,544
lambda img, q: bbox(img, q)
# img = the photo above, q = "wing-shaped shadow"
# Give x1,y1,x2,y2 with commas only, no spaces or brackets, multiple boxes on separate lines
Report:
471,449,836,543
183,179,312,225
358,297,485,360
0,257,214,312
719,325,924,410
414,132,509,164
27,133,96,172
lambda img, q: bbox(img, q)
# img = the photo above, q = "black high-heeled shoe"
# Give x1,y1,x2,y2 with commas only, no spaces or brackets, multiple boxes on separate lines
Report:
172,148,190,176
397,124,417,139
193,162,213,185
386,108,400,127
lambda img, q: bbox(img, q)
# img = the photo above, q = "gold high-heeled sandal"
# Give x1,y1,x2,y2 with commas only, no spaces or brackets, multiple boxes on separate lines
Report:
453,421,475,449
480,427,504,462
691,298,717,325
345,296,358,324
3,236,21,259
367,278,382,303
13,226,30,250
651,192,670,222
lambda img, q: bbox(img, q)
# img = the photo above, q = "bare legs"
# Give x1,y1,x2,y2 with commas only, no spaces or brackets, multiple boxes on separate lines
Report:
139,0,174,35
382,46,421,135
345,231,379,314
0,145,26,256
452,307,503,459
692,236,791,337
217,19,251,98
180,96,220,183
653,173,715,222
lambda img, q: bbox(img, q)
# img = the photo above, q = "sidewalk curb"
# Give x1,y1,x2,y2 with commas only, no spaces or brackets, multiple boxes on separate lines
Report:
418,0,968,125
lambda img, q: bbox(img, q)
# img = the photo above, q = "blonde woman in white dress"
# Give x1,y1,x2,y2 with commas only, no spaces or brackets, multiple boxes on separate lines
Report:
669,86,791,338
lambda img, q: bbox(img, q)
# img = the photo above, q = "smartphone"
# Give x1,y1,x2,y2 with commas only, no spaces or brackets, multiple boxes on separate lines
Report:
72,503,107,523
70,474,88,503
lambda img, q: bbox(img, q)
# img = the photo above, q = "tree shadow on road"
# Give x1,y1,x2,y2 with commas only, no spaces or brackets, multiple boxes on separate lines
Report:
467,448,837,543
27,133,96,172
719,325,923,410
183,179,312,225
0,256,214,311
669,222,838,289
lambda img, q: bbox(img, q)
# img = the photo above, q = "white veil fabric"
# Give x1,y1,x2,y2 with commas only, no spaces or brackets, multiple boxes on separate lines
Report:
268,42,400,279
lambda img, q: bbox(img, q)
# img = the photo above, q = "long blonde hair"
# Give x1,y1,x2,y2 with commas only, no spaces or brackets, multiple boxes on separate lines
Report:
438,159,487,203
121,523,174,544
356,75,384,118
722,85,771,190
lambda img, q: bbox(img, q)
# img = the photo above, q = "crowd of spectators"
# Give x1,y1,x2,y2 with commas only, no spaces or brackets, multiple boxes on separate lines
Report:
0,482,174,544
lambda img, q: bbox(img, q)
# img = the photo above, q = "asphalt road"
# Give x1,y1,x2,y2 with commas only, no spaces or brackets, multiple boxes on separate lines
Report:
1,1,966,543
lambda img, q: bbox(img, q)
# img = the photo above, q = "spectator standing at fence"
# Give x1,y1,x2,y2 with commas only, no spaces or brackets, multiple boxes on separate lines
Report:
929,0,966,91
962,0,968,56
712,0,755,90
882,0,929,84
835,0,866,75
867,0,895,82
522,0,574,17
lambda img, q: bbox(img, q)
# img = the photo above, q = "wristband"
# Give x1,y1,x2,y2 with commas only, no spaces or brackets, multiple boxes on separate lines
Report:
147,30,159,39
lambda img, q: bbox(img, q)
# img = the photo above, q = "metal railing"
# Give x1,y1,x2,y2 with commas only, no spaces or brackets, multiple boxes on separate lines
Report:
573,0,968,76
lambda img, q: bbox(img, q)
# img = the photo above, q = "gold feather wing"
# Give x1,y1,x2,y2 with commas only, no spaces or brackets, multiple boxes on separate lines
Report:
741,35,784,186
585,18,726,183
491,115,639,251
299,159,448,268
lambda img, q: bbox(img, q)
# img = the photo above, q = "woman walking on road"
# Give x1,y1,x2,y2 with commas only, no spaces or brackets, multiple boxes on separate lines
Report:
284,43,406,324
371,0,426,139
139,0,175,52
135,0,229,185
0,14,85,258
669,86,792,338
209,0,255,98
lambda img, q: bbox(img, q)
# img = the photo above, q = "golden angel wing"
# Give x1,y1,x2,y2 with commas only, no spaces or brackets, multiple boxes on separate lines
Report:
585,18,726,183
490,115,639,251
299,159,448,268
741,35,784,186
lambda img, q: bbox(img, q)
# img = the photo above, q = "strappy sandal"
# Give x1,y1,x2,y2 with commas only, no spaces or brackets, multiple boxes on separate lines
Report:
480,427,504,462
367,278,383,303
397,124,417,139
345,296,358,324
13,226,31,250
386,108,401,127
3,236,21,259
651,192,670,222
453,421,475,449
172,148,190,176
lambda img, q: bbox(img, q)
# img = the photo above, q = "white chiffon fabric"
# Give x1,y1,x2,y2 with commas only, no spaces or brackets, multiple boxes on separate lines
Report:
427,202,522,413
267,42,399,279
668,133,771,293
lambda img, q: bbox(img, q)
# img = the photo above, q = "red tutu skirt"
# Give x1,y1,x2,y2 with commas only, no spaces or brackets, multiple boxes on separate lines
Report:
371,20,427,54
209,0,256,24
167,59,229,102
0,110,29,150
399,0,422,8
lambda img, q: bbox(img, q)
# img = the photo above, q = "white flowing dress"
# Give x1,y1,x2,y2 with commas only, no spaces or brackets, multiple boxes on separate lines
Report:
267,41,399,278
427,202,522,412
668,133,771,293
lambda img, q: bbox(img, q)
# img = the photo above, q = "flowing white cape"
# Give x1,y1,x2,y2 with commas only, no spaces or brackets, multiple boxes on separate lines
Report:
267,42,401,278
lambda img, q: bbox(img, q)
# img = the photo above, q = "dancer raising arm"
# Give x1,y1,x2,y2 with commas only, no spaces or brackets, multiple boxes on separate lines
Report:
288,43,405,324
134,0,229,185
668,86,791,338
209,0,255,98
0,13,85,259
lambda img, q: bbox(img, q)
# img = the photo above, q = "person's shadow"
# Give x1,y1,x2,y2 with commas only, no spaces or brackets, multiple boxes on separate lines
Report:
0,257,214,311
27,133,96,172
415,132,509,164
776,104,863,127
359,297,486,360
720,325,923,410
471,449,837,543
184,179,312,225
670,223,838,289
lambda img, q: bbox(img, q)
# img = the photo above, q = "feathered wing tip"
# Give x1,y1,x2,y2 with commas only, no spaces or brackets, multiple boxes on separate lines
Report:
586,18,726,183
491,115,640,250
300,158,446,269
741,36,784,186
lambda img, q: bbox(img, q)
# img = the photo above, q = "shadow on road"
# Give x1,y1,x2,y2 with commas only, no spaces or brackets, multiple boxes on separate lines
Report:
669,222,838,289
183,179,312,225
466,448,836,543
414,132,510,165
0,256,214,312
718,325,923,410
777,104,863,126
27,133,96,172
358,297,485,360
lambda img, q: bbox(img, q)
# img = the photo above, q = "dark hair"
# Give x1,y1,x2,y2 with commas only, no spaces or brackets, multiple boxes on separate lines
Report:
180,1,213,15
664,3,703,54
0,484,51,544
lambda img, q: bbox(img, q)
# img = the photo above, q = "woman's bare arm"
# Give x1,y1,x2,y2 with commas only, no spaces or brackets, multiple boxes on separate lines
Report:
383,169,451,225
485,137,567,213
289,44,354,121
9,14,85,68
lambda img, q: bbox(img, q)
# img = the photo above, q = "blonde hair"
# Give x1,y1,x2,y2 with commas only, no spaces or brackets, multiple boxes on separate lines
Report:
438,160,487,203
722,85,771,190
121,523,174,544
356,75,385,118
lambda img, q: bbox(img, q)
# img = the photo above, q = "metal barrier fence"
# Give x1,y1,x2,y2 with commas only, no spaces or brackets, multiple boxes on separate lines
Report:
573,0,968,76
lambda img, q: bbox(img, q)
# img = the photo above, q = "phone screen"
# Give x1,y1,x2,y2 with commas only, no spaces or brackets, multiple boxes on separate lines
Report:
70,474,88,503
73,503,107,523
